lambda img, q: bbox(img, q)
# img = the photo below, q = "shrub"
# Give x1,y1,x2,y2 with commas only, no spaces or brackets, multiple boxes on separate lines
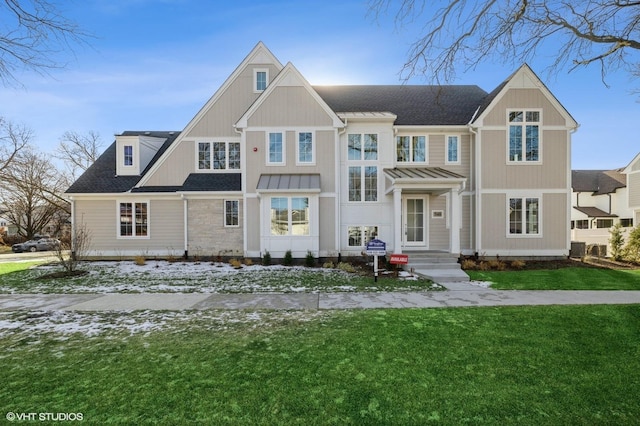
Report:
337,262,356,273
477,261,490,271
229,258,242,269
487,259,506,270
461,259,477,270
134,255,146,266
609,223,625,261
262,250,271,266
510,259,526,270
322,261,335,269
305,251,316,267
243,258,253,266
623,226,640,263
283,250,293,266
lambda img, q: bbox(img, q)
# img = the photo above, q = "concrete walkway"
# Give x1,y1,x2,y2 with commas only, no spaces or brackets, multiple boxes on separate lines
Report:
2,282,640,311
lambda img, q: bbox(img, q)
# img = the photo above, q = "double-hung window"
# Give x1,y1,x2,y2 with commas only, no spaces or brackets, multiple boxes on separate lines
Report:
509,110,540,162
270,197,309,236
124,145,133,166
268,132,284,164
396,136,426,163
119,202,148,237
446,135,460,164
508,197,539,236
198,141,240,170
255,69,268,92
224,200,239,227
348,226,378,247
348,134,378,202
297,132,314,164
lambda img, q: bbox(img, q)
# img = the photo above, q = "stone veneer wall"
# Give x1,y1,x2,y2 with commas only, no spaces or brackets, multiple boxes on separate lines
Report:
187,199,243,257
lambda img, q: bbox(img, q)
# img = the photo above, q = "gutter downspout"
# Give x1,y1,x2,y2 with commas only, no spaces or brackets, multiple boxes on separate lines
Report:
336,119,348,259
181,193,188,259
468,123,480,257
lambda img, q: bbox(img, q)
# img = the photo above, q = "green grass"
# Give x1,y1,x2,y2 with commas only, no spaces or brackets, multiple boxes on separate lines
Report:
1,306,639,424
0,261,438,294
468,267,640,290
0,261,45,275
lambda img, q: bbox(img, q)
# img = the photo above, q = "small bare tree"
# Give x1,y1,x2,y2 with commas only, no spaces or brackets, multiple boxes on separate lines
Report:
54,220,91,275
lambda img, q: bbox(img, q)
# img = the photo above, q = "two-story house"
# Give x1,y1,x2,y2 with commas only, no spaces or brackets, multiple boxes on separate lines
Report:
623,152,640,228
66,42,577,261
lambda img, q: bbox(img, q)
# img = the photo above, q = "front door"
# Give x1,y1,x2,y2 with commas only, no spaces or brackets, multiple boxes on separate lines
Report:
403,196,427,247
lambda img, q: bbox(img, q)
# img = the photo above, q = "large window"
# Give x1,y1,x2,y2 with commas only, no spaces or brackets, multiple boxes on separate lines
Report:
225,200,239,227
268,132,284,164
348,166,377,202
348,134,378,160
396,136,426,163
446,135,459,164
509,110,540,162
270,197,309,236
298,132,314,164
119,202,148,237
124,145,133,166
596,219,614,229
509,197,539,235
198,141,240,170
348,226,378,247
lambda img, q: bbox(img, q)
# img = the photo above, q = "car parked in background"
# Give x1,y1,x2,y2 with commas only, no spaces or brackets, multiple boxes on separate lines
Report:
11,238,60,253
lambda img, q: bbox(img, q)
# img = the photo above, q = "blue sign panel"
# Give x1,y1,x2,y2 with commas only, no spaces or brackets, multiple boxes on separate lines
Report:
365,238,386,255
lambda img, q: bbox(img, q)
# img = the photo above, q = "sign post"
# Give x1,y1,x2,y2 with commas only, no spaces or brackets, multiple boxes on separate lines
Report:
365,239,386,282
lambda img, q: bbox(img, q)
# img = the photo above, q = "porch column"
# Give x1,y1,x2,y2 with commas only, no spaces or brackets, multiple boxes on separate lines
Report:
393,188,402,253
450,188,461,254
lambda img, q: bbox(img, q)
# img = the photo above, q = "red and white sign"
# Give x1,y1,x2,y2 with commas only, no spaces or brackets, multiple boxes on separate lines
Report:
389,254,409,265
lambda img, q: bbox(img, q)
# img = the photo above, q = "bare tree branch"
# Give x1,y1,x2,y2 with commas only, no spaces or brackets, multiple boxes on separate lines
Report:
369,0,640,86
53,130,104,181
0,0,92,87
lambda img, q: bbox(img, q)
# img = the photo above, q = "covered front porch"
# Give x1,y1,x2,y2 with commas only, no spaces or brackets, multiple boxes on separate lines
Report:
384,167,467,255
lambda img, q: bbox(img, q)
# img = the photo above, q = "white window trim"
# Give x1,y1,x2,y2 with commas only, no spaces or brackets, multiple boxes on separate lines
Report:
266,131,286,166
506,195,542,238
347,225,379,247
445,135,461,165
269,196,310,236
117,200,150,239
194,140,241,172
296,130,316,165
395,134,428,164
224,199,240,228
254,68,269,93
347,133,379,162
347,165,378,203
506,109,543,164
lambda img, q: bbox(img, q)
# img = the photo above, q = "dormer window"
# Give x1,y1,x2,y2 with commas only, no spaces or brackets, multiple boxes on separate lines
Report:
254,69,268,92
124,145,133,166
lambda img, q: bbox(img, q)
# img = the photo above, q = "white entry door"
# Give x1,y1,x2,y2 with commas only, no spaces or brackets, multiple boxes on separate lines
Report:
403,197,427,247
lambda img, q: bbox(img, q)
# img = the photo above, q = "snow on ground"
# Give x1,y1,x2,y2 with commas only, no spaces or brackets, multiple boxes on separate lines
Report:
0,309,335,341
1,261,437,294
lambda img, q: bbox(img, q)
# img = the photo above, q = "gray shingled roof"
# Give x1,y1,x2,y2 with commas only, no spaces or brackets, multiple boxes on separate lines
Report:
313,85,489,125
65,131,180,194
572,169,626,195
573,206,617,218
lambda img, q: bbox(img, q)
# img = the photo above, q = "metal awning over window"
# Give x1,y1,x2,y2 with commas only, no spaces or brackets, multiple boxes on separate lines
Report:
383,167,466,194
256,174,321,193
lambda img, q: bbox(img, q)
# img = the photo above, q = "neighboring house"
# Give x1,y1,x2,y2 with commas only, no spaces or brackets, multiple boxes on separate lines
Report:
571,169,634,251
66,42,578,260
623,152,640,227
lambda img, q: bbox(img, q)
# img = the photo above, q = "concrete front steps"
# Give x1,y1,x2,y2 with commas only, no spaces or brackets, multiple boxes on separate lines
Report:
402,251,470,283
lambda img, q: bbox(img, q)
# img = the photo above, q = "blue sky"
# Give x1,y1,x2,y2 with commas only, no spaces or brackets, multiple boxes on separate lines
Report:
1,0,638,170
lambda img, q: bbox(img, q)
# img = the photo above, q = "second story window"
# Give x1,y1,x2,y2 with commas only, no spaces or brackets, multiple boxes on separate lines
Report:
509,110,540,162
396,136,426,163
297,132,314,164
348,134,378,161
268,132,284,164
198,141,240,170
446,136,459,164
124,145,133,166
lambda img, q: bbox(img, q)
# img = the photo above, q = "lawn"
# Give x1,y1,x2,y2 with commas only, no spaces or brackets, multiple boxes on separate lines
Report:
468,267,640,290
1,305,639,424
0,260,439,294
